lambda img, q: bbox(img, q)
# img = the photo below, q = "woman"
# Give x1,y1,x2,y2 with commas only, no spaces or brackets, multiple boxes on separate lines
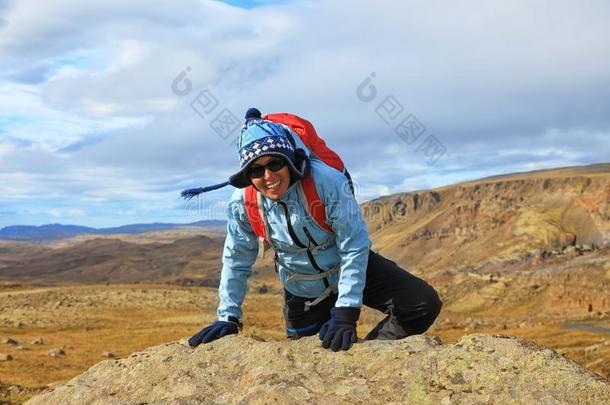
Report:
188,110,442,352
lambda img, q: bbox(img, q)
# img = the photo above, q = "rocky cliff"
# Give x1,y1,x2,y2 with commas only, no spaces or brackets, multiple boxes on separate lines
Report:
362,164,610,273
26,334,609,405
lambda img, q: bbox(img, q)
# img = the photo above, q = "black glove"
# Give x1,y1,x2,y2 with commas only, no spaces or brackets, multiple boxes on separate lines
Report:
319,307,360,352
188,318,240,347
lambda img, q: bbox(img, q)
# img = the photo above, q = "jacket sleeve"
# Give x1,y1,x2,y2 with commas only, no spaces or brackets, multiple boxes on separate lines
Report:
216,190,259,321
320,168,371,309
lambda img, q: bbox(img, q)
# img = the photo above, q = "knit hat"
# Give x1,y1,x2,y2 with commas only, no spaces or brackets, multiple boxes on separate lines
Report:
228,108,309,189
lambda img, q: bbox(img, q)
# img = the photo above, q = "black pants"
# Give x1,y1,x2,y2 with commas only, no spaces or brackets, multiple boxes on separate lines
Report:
284,250,442,340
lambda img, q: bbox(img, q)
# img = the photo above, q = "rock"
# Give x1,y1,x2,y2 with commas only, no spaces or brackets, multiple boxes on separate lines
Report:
31,337,44,345
25,334,610,405
563,245,577,255
0,353,13,361
581,244,593,252
2,337,18,346
559,232,576,248
15,345,27,351
47,348,65,357
101,352,115,359
584,344,600,358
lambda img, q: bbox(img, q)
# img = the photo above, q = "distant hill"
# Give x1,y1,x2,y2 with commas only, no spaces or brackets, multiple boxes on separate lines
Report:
0,220,226,242
361,163,610,273
2,162,609,290
0,234,227,285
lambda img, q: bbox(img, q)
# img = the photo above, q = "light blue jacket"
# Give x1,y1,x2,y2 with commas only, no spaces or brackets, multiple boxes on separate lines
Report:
217,159,371,321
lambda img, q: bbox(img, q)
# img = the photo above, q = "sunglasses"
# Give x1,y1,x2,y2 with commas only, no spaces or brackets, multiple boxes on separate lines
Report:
247,158,287,179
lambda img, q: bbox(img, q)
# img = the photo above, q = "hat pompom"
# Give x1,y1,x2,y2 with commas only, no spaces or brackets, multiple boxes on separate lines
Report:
245,107,262,121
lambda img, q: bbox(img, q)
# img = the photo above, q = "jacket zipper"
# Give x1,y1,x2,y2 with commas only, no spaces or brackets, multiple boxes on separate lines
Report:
276,201,330,288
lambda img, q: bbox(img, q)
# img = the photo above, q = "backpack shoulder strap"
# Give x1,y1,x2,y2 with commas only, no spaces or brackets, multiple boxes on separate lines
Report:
297,175,333,233
244,186,272,258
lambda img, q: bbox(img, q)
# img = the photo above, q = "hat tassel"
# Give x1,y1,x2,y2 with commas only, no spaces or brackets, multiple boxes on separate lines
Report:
180,181,230,200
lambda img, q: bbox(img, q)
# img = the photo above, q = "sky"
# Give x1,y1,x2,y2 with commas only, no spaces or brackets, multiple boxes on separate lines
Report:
0,0,609,228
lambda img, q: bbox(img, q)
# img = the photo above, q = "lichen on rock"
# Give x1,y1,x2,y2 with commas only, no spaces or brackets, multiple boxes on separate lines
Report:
26,334,609,405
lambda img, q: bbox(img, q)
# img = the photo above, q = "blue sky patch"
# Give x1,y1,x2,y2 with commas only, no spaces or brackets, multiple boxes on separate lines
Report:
216,0,291,9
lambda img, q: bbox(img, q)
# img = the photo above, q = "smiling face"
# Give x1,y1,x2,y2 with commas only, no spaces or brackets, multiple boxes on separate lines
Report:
249,155,291,200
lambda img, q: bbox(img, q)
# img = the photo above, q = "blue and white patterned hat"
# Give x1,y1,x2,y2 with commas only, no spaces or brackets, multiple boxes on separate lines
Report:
229,108,307,188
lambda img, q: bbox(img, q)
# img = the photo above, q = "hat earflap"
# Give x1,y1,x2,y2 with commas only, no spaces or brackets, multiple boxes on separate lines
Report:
294,148,311,179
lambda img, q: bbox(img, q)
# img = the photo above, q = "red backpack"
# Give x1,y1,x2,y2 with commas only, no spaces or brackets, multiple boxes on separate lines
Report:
244,113,352,249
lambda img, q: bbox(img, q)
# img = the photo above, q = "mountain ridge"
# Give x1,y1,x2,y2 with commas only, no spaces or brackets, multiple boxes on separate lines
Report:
0,220,226,242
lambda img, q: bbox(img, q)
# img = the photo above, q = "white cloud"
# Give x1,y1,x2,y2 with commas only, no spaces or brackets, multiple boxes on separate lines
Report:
0,142,13,157
49,208,85,218
1,0,609,227
0,82,148,152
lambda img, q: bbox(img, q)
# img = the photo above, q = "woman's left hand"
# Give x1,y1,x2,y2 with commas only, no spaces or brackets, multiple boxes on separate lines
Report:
319,307,360,351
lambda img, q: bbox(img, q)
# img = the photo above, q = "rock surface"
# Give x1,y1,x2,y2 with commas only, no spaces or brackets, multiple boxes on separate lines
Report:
2,337,18,346
101,351,115,359
47,348,65,357
26,334,609,405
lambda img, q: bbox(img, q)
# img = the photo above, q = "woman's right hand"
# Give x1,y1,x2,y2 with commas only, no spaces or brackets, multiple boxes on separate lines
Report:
188,320,239,347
